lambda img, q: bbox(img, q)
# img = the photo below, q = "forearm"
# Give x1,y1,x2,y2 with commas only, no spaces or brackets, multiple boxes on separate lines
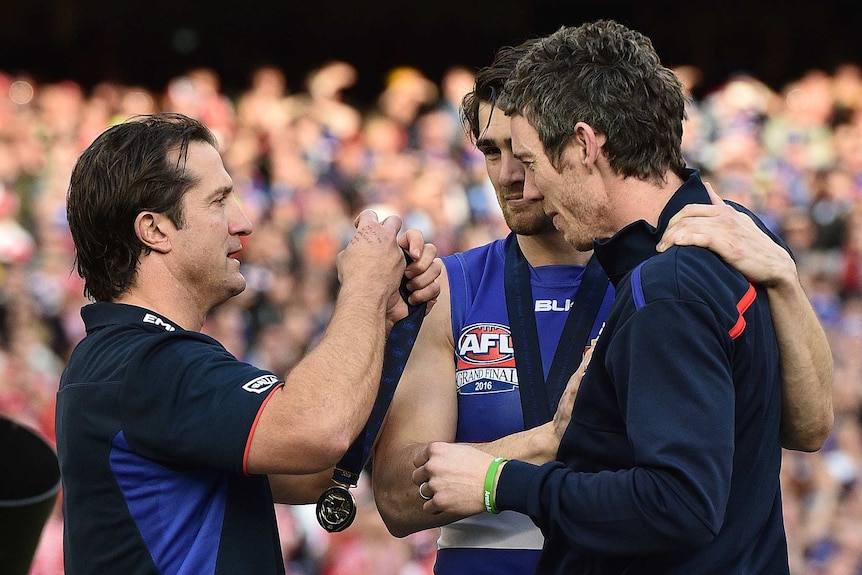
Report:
469,421,559,464
287,285,388,451
373,442,468,537
375,426,558,537
247,285,389,475
767,276,834,451
269,470,334,504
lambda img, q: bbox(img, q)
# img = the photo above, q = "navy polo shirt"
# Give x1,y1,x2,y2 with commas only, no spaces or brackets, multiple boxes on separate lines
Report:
56,302,286,575
496,170,790,574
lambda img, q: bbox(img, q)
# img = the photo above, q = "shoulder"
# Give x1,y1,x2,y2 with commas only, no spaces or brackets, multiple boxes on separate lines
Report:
442,237,506,269
125,329,244,378
638,246,753,311
443,237,507,297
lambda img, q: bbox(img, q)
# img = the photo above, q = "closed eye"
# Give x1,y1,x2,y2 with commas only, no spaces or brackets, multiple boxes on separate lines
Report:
478,145,501,160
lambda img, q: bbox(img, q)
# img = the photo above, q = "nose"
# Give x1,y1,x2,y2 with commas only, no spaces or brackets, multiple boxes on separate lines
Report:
522,172,544,202
230,198,254,237
498,152,524,189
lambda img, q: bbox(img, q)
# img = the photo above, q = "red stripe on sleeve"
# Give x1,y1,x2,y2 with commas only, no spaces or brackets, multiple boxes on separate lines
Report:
728,283,757,340
242,382,285,476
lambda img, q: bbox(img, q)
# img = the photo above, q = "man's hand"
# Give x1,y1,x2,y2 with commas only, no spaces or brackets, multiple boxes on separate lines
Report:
552,346,594,441
657,182,796,288
338,210,406,303
393,228,441,321
412,442,495,517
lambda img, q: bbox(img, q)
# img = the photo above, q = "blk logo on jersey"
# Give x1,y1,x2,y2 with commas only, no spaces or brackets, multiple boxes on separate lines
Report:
242,374,280,394
534,298,575,312
455,323,518,395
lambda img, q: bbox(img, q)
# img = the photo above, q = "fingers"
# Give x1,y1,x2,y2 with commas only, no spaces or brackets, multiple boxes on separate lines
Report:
554,347,592,432
353,209,379,229
380,214,405,236
704,181,724,206
413,443,431,469
354,209,405,234
404,242,438,279
578,345,595,375
405,257,442,307
400,236,441,307
411,466,440,513
418,481,433,501
411,466,429,489
407,281,441,309
658,183,733,252
398,228,428,261
411,444,431,497
560,346,593,404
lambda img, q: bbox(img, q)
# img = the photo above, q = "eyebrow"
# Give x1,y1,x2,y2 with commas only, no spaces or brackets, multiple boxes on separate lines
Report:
476,135,512,149
475,136,497,149
513,150,532,162
207,185,234,200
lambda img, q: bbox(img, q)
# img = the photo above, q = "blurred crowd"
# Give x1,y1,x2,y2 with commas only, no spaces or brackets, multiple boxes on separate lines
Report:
1,54,862,574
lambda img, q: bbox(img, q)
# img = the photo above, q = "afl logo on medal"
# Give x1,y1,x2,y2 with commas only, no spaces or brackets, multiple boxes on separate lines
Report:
455,323,518,395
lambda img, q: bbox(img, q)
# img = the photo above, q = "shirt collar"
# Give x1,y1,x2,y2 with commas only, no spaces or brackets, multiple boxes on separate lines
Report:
593,168,708,286
81,302,182,333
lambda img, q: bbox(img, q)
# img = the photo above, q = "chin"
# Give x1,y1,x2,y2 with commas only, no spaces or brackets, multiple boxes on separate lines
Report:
228,277,247,298
563,232,593,252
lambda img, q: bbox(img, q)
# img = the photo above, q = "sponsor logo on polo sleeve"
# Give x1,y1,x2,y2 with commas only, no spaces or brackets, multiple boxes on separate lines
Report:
242,374,280,394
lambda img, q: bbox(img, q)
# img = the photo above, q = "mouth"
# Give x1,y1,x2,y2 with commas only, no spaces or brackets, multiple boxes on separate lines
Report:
505,197,533,208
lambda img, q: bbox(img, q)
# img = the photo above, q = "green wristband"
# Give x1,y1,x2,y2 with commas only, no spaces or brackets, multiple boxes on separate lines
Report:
483,457,507,514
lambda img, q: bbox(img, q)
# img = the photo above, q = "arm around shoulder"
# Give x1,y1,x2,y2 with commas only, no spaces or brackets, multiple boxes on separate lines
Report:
766,273,834,451
658,187,834,451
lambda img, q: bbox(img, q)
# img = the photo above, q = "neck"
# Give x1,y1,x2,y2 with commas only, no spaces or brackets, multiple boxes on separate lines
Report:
516,232,592,267
608,170,685,232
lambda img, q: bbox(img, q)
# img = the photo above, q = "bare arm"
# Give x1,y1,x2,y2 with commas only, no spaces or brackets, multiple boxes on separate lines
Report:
264,236,444,502
658,184,834,451
371,265,463,537
371,265,587,537
267,472,334,505
246,211,444,476
247,211,402,475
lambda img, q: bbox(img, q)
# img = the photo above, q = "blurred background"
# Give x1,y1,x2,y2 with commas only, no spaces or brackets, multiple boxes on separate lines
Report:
2,2,862,574
4,0,862,105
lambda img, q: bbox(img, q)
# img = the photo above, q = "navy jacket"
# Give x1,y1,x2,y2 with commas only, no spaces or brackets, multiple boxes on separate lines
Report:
496,170,789,574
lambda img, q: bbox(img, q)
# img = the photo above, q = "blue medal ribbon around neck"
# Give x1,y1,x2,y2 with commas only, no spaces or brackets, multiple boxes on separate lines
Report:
504,237,608,428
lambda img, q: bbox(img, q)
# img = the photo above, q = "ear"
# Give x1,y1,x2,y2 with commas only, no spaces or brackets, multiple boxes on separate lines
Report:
134,211,172,254
573,122,606,169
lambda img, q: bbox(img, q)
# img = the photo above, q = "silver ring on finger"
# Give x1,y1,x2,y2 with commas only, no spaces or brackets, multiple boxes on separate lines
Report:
419,481,432,501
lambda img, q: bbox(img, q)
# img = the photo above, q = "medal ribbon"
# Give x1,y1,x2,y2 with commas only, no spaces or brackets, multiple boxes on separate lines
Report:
331,252,426,487
503,237,609,427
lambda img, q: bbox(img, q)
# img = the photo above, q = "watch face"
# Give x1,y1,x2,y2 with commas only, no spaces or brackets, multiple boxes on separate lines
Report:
315,485,357,533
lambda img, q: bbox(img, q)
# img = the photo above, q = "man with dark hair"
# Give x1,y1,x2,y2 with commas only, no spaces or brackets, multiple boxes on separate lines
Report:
56,112,441,574
408,22,832,574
